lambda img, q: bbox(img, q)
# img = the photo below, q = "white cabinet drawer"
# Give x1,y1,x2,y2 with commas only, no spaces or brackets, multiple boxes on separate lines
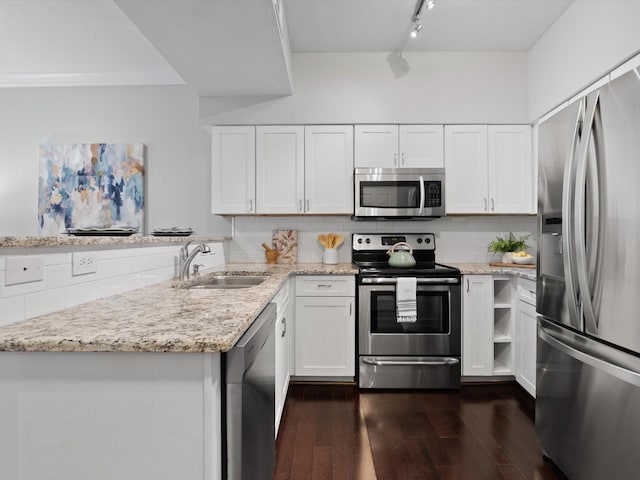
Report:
517,278,536,306
295,275,355,297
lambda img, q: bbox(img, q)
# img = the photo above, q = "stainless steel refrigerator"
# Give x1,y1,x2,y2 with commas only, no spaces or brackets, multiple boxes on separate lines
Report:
537,66,640,479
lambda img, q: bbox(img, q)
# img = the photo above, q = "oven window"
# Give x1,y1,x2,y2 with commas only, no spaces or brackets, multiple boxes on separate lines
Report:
370,290,449,334
360,181,420,209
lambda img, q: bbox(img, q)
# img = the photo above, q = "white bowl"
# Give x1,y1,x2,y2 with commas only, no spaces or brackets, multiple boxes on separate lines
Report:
512,256,535,265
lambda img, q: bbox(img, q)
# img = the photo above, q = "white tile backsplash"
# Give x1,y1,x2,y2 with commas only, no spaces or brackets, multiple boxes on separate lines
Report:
0,295,25,326
25,288,66,319
66,282,98,308
227,215,537,264
0,243,218,324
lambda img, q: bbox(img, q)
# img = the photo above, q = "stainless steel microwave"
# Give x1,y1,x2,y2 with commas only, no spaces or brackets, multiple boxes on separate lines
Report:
354,168,445,218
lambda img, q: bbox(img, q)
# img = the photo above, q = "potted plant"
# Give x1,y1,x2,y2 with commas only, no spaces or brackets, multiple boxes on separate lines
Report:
488,232,531,263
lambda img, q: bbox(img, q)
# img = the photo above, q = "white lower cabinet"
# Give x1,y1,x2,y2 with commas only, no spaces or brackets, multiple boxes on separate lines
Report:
515,278,537,397
462,275,494,376
294,276,355,377
462,275,515,376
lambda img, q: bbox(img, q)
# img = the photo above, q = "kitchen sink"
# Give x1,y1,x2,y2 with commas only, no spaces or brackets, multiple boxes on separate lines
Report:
185,275,268,289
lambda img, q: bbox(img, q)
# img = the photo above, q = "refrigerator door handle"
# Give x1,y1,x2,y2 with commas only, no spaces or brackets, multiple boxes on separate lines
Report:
574,92,601,334
539,324,640,387
561,97,585,330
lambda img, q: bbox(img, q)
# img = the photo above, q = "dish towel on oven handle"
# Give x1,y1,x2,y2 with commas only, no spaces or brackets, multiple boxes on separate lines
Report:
396,277,417,323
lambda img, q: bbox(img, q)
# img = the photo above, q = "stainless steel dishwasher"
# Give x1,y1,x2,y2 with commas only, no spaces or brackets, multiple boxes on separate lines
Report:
224,303,276,480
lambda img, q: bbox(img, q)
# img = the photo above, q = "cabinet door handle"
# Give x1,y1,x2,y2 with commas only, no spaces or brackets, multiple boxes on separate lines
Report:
298,199,302,212
466,278,470,292
401,152,405,165
248,199,253,212
306,199,310,212
483,198,487,211
281,317,286,338
350,302,352,316
394,153,397,166
491,198,495,211
317,284,332,288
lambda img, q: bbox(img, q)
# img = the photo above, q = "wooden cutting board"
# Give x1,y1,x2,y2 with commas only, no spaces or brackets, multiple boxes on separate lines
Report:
489,262,536,269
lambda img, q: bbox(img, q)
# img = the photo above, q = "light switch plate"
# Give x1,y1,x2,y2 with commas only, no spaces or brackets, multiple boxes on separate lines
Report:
5,256,44,286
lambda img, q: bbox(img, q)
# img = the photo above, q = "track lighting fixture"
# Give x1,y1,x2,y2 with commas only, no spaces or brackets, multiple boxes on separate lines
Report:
410,0,435,38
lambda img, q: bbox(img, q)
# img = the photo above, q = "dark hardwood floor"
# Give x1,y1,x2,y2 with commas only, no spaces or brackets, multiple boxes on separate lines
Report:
274,383,565,480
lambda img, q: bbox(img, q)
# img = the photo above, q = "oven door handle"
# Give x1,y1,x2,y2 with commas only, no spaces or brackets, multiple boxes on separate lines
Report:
360,277,460,285
362,358,460,367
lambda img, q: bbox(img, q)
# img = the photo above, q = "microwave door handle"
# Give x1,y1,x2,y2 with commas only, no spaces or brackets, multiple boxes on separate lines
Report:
419,176,425,214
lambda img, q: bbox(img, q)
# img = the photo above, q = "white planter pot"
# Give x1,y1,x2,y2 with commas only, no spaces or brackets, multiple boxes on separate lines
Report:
502,252,514,263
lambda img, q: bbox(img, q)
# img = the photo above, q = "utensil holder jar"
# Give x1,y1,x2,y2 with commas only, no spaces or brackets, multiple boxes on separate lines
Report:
265,250,279,264
323,248,338,265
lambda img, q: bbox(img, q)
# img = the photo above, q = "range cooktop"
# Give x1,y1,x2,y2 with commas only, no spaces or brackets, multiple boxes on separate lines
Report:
352,233,460,277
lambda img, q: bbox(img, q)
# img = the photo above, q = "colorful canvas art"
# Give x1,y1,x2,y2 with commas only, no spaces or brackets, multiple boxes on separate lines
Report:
38,144,145,235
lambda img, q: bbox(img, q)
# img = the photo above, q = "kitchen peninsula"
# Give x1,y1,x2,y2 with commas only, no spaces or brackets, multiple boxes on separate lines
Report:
0,237,356,480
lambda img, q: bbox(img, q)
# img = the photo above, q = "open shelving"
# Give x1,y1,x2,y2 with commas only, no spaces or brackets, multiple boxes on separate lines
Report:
492,276,514,374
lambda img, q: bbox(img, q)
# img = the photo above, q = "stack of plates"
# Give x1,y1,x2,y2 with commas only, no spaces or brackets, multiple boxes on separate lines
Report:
151,227,194,237
66,226,140,236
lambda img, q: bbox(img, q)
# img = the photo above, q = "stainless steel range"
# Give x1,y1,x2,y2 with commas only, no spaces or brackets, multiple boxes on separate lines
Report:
353,233,461,389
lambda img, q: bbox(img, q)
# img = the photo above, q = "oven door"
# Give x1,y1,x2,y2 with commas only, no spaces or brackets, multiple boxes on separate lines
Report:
358,277,461,356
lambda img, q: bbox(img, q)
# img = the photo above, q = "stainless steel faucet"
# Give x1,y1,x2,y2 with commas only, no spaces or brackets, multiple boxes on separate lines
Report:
179,241,211,279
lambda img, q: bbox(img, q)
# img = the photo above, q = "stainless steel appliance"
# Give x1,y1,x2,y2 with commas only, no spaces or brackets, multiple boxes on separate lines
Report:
354,168,445,218
354,233,461,388
224,303,276,480
537,67,640,479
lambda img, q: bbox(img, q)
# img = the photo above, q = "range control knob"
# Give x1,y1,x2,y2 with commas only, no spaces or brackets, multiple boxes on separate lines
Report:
417,238,423,244
365,238,371,244
425,237,431,244
357,238,363,244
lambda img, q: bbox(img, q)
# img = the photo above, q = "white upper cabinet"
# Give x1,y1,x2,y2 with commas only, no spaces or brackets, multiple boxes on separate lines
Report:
211,126,255,214
304,125,354,214
399,125,444,168
445,125,533,214
354,125,398,168
256,126,305,214
355,124,444,168
445,125,488,214
488,125,533,214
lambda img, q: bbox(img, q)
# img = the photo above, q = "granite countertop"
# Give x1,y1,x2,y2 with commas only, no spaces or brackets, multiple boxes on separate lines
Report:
449,263,536,281
0,235,230,249
0,263,358,354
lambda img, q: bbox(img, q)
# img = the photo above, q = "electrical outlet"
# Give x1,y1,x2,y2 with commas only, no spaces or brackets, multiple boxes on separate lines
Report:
5,256,44,286
72,253,97,276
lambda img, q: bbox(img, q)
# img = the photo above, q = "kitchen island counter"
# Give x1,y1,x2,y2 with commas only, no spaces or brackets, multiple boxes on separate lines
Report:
0,263,357,353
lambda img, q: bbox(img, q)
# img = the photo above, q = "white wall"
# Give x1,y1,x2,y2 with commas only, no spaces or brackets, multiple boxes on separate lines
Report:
228,215,537,265
200,51,529,125
0,85,231,237
528,0,640,121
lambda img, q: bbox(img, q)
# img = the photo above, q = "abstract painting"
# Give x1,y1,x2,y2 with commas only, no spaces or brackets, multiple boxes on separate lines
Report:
38,143,145,235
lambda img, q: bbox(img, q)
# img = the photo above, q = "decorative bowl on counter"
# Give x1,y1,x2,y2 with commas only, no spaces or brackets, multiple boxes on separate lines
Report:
512,255,535,265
